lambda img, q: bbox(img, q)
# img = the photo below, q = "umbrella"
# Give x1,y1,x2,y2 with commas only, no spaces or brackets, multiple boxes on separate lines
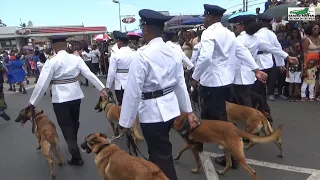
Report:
167,15,193,28
22,45,33,51
264,3,298,18
93,33,110,41
228,11,257,23
127,29,142,38
183,17,204,25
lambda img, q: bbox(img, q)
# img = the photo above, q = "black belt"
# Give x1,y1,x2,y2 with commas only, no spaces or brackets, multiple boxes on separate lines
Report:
116,69,129,73
257,51,264,55
141,86,174,100
51,78,78,85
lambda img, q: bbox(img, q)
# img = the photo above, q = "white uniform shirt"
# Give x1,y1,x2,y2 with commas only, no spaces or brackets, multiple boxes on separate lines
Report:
166,41,194,70
190,43,201,65
106,46,134,90
234,31,289,85
255,27,285,69
119,37,193,128
192,22,259,87
29,50,105,105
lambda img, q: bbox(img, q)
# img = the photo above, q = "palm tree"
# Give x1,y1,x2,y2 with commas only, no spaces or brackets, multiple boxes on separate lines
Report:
0,19,6,27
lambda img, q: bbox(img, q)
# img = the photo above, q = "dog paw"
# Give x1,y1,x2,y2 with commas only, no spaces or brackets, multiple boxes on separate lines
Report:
277,154,284,158
216,170,225,175
57,160,65,166
51,174,56,180
173,155,180,161
190,168,200,173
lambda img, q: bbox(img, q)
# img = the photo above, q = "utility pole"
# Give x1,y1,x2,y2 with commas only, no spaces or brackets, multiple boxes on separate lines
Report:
245,0,248,11
243,0,245,11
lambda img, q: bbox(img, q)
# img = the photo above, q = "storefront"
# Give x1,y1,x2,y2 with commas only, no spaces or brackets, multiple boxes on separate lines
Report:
0,25,106,51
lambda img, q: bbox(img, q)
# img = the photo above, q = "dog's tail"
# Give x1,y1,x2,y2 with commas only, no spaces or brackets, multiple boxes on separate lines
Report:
238,125,283,144
132,118,144,142
262,118,273,135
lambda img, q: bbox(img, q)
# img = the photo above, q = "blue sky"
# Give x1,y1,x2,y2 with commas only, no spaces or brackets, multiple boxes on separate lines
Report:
2,0,264,32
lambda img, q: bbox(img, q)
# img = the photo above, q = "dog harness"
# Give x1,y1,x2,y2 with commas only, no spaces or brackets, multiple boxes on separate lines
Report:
177,119,203,152
51,78,78,85
141,86,174,100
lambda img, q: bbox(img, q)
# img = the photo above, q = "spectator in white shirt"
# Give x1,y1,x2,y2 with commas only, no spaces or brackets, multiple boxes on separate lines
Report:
91,44,101,76
81,46,92,86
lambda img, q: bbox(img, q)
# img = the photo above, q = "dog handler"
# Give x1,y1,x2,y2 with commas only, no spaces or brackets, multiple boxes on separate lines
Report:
106,31,134,105
29,36,106,166
191,4,268,169
118,9,199,180
231,15,298,107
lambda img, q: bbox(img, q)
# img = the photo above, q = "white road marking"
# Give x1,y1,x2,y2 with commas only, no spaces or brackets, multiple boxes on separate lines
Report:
204,151,320,174
199,152,219,180
307,172,320,180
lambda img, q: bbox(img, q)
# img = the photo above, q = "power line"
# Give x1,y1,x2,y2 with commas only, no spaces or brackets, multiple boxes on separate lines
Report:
226,0,264,12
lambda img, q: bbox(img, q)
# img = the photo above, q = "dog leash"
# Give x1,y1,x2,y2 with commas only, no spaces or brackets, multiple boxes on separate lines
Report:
107,91,116,104
107,132,148,160
125,132,148,160
30,105,36,134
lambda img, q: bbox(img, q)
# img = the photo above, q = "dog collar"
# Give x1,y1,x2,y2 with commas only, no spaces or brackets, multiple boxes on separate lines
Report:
96,144,110,155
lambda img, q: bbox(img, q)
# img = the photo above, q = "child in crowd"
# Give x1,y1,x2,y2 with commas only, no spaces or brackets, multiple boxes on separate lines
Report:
286,41,303,101
301,59,318,101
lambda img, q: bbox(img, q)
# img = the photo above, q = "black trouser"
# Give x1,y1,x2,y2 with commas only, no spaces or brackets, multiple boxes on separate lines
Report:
140,119,178,180
252,70,271,115
200,85,229,121
53,99,81,158
268,66,286,96
92,63,99,75
115,89,124,106
233,84,252,107
0,84,5,110
84,61,93,85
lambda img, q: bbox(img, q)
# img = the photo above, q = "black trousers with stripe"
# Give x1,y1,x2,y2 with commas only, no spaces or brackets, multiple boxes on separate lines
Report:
53,99,81,158
140,119,178,180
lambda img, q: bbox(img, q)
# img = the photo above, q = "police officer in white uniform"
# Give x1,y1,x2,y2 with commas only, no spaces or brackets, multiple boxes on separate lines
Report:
231,15,297,107
118,9,199,180
163,31,194,70
191,4,268,168
106,31,134,105
253,13,287,108
29,36,106,166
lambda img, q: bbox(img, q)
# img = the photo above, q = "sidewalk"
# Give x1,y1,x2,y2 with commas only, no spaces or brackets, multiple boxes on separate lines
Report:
3,77,37,94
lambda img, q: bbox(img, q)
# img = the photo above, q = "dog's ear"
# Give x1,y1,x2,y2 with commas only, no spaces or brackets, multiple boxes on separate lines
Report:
99,133,108,139
88,137,100,145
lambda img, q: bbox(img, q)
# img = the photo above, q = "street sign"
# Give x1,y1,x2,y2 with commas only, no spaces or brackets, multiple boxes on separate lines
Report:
122,17,136,24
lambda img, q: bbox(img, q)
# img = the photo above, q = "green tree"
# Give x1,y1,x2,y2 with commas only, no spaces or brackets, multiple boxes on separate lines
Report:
0,19,6,27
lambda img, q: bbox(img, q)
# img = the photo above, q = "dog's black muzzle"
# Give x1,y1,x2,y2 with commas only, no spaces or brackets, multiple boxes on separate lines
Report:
80,141,92,154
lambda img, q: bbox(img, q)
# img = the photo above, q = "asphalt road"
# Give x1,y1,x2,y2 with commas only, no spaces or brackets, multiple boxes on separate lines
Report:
0,79,319,180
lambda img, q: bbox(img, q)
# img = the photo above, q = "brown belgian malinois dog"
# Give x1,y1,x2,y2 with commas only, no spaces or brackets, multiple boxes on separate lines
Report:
15,106,64,180
172,113,283,180
81,133,168,180
94,96,144,143
226,101,283,157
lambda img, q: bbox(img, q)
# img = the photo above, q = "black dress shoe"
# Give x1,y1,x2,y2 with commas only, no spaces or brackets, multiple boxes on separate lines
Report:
215,156,239,169
67,156,84,166
0,111,10,121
